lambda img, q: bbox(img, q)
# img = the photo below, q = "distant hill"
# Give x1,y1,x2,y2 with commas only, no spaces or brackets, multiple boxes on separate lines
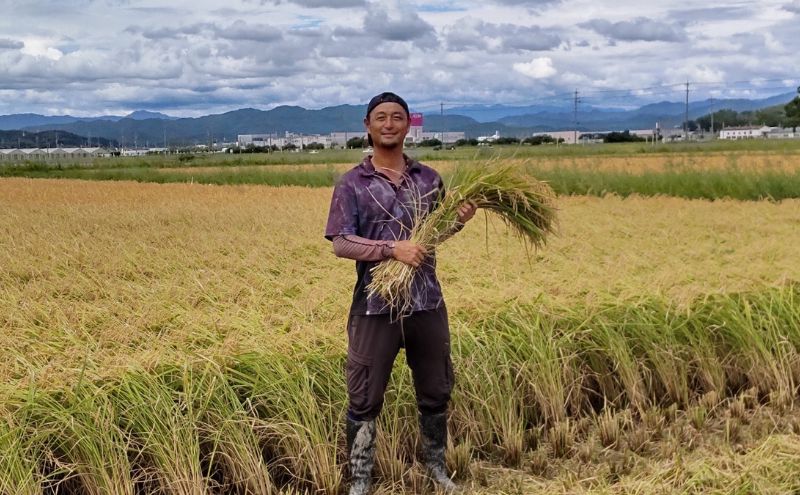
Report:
442,103,577,123
496,92,798,131
2,91,795,144
0,110,177,131
0,114,85,130
0,130,117,149
125,110,177,121
14,105,370,147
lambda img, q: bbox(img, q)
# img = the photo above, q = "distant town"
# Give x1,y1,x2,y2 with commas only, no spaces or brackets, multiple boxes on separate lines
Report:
1,122,797,163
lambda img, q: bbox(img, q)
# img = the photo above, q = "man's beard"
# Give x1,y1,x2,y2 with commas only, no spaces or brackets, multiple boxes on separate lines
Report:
375,134,402,149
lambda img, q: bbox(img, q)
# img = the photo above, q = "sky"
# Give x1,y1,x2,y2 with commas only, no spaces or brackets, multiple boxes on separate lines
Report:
0,0,798,117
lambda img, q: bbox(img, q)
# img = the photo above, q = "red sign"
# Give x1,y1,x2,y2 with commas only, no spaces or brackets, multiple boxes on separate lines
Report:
410,113,423,127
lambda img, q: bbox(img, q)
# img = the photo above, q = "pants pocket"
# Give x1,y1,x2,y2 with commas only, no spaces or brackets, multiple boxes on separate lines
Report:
444,344,455,393
347,348,372,415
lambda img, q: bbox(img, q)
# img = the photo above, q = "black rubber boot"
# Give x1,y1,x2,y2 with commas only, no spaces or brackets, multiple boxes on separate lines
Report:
346,417,377,495
419,412,457,492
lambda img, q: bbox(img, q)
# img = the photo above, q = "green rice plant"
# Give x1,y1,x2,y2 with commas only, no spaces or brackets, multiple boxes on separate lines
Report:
0,164,342,187
227,352,345,494
0,412,41,495
696,291,797,398
589,300,693,408
672,307,727,401
168,361,276,494
449,326,524,462
19,381,134,495
481,304,579,425
573,308,647,412
534,165,800,201
450,308,578,467
109,367,205,495
374,364,417,486
368,163,557,316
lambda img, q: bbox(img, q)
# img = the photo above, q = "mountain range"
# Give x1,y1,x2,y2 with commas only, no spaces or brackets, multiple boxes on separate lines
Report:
0,92,795,147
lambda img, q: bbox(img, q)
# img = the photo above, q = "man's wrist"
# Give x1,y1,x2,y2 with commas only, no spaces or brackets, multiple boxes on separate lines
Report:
382,241,396,259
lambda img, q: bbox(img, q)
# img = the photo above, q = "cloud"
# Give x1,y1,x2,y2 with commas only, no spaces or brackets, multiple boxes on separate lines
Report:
0,0,796,117
513,57,556,79
20,38,63,60
666,6,752,24
500,25,562,51
127,23,212,40
216,21,283,42
363,2,438,47
444,19,561,52
246,0,366,7
0,39,24,50
581,17,687,42
783,1,800,13
492,0,559,5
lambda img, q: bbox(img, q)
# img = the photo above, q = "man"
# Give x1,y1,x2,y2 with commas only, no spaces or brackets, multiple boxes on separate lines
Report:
325,92,476,495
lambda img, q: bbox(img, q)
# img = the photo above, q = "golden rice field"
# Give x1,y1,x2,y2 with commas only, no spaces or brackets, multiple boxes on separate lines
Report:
2,175,800,493
160,149,800,176
2,178,798,387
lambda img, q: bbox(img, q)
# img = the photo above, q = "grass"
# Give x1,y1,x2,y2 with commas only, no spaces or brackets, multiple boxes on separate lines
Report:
2,140,800,200
5,155,800,200
0,163,343,187
536,165,800,200
0,411,40,495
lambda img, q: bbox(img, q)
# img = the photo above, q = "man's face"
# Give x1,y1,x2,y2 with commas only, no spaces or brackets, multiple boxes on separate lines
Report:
364,102,410,150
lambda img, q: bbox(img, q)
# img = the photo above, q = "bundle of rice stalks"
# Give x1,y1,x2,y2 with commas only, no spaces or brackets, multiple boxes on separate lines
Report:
368,164,557,316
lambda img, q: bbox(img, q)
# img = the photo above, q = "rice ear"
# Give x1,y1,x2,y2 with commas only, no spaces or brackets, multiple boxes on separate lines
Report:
368,163,557,315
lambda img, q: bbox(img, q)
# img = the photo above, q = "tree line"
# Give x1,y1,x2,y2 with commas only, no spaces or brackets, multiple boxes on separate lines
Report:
692,97,800,132
0,130,117,149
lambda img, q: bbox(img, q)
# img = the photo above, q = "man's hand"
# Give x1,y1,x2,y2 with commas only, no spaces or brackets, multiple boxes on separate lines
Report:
457,201,478,225
392,240,427,268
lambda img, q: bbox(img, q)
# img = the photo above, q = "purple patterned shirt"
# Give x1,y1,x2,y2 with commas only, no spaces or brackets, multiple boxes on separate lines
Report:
325,155,445,315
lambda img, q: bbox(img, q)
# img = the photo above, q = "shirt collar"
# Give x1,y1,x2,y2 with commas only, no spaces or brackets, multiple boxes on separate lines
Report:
358,154,421,177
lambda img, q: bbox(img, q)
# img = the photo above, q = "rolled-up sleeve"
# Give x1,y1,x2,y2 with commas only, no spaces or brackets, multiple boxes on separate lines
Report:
325,177,359,241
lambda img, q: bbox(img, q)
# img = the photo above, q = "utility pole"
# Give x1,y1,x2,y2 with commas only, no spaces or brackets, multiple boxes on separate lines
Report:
440,101,444,144
684,81,690,140
573,89,579,145
710,96,715,138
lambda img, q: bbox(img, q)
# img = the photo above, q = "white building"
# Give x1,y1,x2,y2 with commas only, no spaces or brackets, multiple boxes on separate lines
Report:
415,131,465,144
0,147,110,161
629,129,658,139
766,128,798,139
719,126,772,140
237,134,278,147
477,131,501,143
239,132,360,149
330,132,367,147
533,130,580,144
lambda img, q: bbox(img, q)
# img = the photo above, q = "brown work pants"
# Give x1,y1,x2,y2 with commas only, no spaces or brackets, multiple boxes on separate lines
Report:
345,307,454,421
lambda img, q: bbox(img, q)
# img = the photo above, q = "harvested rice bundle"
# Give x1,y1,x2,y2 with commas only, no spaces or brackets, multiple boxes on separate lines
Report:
368,163,557,316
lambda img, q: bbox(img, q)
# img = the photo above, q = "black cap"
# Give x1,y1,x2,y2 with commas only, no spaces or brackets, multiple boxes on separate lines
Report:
366,92,409,119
